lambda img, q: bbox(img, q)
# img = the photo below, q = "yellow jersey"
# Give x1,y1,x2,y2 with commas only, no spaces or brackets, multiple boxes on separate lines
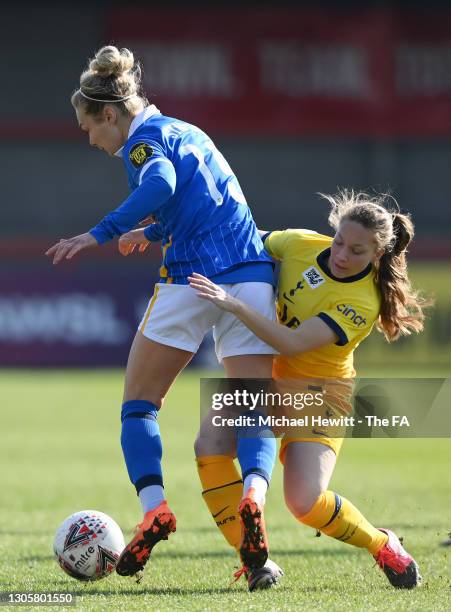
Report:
265,229,381,379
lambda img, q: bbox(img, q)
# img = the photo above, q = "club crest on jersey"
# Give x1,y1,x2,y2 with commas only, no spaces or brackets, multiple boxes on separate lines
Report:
302,266,325,289
129,142,153,168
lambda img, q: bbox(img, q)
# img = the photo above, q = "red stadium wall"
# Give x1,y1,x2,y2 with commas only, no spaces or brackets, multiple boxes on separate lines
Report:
3,9,451,139
1,6,450,368
112,9,451,137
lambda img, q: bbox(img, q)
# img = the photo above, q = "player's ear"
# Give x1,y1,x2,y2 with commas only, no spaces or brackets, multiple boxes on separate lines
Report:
372,248,384,265
103,105,118,124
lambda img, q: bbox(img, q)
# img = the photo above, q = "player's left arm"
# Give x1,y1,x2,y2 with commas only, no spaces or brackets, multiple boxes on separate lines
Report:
46,155,175,264
188,273,338,354
88,158,176,245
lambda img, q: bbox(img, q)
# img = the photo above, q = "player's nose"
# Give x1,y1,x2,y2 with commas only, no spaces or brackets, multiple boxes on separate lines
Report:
336,248,348,263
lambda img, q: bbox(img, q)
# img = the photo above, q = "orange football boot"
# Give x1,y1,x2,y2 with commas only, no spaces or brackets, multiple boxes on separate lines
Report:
116,501,176,577
238,488,269,570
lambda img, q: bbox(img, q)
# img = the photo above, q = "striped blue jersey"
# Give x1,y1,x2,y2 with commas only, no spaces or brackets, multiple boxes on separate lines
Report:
90,106,272,284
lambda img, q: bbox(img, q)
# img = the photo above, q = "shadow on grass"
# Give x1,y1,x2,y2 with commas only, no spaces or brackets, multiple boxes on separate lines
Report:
20,551,237,564
152,547,353,560
50,583,357,597
264,547,353,558
20,547,352,565
178,525,293,534
55,586,244,596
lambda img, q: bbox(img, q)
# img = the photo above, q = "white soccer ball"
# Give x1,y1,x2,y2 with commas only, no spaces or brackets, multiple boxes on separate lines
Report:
54,510,125,581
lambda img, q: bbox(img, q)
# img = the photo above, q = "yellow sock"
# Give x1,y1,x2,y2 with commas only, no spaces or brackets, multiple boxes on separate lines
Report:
196,455,243,551
297,490,388,555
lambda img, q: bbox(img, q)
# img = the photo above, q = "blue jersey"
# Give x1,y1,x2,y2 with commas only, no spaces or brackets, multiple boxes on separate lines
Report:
90,106,273,285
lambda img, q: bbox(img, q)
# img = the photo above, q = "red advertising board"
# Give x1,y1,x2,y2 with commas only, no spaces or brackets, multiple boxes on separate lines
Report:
107,8,451,137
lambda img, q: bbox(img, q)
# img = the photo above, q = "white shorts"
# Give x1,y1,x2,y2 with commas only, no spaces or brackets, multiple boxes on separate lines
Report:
139,282,277,360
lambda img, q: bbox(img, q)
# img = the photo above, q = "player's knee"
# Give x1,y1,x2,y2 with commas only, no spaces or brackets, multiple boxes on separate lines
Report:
123,384,164,408
285,488,323,519
194,432,236,457
193,434,221,457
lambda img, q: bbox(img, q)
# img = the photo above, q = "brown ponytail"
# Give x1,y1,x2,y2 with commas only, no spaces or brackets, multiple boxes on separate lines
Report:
376,212,430,341
324,190,433,342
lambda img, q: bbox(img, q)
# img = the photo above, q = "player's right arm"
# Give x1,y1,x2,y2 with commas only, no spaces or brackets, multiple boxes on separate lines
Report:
189,272,379,354
46,140,174,264
89,155,175,245
189,272,338,354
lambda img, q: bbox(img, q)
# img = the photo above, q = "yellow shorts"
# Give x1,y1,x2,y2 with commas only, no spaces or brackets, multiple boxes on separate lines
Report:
279,435,344,464
270,377,353,464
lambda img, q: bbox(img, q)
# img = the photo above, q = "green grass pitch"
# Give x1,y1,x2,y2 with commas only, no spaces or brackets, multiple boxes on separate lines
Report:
1,369,450,611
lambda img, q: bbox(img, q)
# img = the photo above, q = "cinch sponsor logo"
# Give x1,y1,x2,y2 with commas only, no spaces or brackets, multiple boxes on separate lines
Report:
336,304,367,326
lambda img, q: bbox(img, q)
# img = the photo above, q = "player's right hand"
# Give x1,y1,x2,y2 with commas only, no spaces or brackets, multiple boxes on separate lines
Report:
45,232,98,264
188,273,239,313
118,228,150,256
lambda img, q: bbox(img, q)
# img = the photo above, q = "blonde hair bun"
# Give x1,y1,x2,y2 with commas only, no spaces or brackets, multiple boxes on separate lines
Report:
72,45,148,120
88,46,134,78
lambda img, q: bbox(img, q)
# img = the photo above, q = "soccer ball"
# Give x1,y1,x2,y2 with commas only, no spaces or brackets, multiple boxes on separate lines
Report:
54,510,125,581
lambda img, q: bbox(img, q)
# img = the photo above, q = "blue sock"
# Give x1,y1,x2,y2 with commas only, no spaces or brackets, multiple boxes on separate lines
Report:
121,400,163,494
236,411,276,485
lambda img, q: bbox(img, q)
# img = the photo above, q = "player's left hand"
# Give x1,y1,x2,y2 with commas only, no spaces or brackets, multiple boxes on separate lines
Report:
118,228,150,256
188,272,238,313
45,232,99,264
